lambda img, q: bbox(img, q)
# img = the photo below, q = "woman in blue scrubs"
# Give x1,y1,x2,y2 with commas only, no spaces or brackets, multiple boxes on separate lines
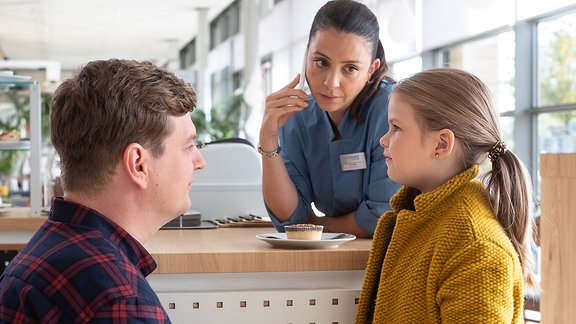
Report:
258,0,400,238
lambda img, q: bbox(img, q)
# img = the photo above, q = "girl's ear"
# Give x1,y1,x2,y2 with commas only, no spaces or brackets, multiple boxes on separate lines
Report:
434,128,456,158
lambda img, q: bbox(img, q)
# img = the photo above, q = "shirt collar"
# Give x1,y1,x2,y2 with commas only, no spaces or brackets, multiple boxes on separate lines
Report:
391,165,481,213
49,197,157,275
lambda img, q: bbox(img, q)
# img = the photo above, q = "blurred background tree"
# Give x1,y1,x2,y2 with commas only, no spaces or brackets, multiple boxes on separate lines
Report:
540,28,576,131
192,90,248,144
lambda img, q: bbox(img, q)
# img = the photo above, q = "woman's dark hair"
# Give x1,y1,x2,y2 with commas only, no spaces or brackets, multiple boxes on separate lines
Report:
309,0,394,121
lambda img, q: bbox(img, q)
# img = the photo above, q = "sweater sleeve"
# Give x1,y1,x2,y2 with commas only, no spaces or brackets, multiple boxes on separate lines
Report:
436,240,524,323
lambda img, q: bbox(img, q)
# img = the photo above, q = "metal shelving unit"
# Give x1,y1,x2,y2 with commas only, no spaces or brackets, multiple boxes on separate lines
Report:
0,77,42,217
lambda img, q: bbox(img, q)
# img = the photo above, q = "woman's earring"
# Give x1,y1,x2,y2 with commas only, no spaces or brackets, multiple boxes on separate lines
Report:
435,153,439,158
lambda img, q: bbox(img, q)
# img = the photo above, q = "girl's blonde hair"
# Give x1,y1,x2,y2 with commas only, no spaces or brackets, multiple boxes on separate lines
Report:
393,68,536,286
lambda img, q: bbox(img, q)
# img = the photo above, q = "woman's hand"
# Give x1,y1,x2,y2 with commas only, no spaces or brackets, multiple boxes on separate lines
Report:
259,74,308,149
308,212,372,238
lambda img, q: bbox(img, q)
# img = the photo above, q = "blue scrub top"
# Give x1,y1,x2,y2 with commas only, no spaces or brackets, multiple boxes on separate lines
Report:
268,80,401,235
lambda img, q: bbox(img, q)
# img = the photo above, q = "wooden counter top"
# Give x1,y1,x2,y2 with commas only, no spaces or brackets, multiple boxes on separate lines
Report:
145,227,372,274
0,207,47,232
1,210,373,275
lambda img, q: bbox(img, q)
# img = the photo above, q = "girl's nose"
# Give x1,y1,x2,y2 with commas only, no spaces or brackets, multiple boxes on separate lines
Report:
379,131,389,148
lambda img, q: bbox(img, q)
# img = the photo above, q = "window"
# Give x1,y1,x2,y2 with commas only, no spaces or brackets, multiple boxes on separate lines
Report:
435,31,516,148
390,56,422,80
179,38,196,69
436,32,515,114
210,67,231,106
536,11,576,155
537,12,576,107
210,67,243,108
209,0,241,50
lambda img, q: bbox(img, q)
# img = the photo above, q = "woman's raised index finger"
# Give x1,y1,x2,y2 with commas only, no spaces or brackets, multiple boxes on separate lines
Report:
282,74,301,90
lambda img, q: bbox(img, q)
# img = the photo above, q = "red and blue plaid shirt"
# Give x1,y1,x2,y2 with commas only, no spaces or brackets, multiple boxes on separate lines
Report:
0,198,171,323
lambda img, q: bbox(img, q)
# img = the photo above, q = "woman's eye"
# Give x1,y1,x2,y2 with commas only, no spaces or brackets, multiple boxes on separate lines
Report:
345,66,359,73
313,59,328,68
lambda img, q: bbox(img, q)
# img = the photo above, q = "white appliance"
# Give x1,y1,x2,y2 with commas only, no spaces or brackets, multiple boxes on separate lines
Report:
189,140,267,221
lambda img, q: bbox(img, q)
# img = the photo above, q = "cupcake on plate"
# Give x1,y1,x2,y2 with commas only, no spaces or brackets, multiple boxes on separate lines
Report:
284,224,324,240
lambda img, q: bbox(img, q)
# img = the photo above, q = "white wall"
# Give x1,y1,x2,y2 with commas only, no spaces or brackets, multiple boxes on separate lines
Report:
257,0,323,92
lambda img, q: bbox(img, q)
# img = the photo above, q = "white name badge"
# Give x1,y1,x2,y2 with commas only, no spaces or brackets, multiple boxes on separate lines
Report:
340,152,367,171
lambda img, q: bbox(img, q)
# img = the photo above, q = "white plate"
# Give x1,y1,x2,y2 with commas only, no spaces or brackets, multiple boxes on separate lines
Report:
256,232,356,249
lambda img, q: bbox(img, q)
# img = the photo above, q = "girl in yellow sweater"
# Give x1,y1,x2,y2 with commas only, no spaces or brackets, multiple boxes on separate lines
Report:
356,68,536,323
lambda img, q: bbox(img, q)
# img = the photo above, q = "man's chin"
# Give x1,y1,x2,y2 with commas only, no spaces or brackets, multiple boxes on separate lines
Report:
181,200,192,214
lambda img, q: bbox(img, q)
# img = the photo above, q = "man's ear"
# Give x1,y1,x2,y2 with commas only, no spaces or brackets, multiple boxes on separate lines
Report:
434,128,456,158
123,143,148,189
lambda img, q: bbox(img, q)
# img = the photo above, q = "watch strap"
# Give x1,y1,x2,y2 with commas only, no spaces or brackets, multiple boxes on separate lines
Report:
258,145,281,158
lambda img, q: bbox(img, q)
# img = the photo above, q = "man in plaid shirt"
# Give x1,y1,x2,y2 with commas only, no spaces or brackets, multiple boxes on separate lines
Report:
0,59,206,323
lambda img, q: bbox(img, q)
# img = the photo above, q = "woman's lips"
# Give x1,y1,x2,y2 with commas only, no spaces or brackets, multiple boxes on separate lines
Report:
319,93,339,101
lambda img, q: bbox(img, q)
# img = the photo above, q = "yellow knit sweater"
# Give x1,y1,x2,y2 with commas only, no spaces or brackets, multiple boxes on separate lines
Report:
355,166,524,323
